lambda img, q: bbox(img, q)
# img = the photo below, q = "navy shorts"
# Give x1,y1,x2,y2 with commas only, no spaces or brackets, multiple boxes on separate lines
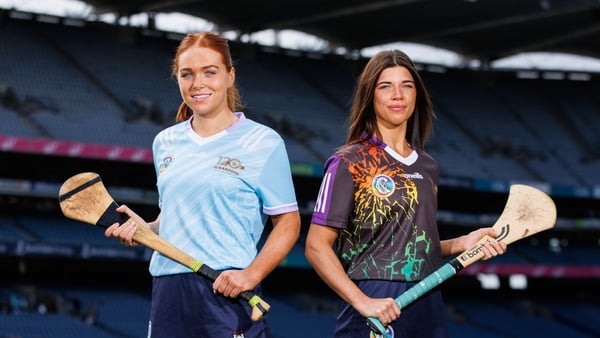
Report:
334,280,449,338
148,273,269,338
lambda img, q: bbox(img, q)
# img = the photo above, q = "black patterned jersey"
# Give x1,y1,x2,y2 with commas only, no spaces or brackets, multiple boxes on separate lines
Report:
311,135,442,281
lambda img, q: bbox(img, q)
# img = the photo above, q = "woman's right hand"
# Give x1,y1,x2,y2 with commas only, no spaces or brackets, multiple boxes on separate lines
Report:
104,204,143,247
356,296,401,327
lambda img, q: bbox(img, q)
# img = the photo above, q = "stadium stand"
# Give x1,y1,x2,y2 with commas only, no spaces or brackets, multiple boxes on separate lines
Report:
0,10,598,338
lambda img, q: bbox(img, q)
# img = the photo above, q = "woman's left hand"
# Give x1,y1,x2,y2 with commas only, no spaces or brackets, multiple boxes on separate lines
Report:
464,228,508,260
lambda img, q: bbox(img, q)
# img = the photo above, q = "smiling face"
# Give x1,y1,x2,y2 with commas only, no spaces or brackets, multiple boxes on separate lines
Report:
176,46,234,117
373,65,416,130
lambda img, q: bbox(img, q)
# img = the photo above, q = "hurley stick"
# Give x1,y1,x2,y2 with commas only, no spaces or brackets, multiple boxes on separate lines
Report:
58,172,270,321
367,184,557,335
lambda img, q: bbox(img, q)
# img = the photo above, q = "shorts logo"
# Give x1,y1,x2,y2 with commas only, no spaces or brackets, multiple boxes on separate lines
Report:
370,326,394,338
232,329,245,338
371,174,395,198
214,156,245,176
158,155,174,173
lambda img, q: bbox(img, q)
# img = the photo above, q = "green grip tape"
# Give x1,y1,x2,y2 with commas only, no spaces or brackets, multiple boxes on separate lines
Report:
247,295,261,307
190,260,203,272
396,263,457,308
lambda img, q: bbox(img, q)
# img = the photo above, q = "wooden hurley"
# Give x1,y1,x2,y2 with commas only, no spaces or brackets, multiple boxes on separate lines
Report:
59,172,270,321
367,184,557,335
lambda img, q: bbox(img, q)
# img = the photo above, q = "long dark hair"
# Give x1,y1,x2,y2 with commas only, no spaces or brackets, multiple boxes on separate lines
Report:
346,50,435,150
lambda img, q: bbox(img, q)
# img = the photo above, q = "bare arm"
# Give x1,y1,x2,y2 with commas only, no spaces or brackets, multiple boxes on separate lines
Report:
214,210,301,297
305,223,400,326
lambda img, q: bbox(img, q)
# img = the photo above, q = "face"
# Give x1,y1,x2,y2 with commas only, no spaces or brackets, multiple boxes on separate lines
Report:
373,66,416,129
176,46,234,116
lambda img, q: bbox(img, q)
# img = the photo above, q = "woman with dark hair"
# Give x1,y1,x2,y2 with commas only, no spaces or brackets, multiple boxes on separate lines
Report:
305,50,506,338
105,32,301,337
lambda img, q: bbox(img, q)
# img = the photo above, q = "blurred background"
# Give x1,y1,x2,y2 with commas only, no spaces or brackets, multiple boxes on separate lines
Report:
0,1,598,337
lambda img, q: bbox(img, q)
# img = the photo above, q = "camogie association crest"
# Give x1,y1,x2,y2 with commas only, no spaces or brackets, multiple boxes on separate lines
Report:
371,174,395,198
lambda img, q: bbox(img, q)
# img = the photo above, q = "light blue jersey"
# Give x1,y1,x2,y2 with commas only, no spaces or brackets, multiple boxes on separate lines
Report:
149,112,298,276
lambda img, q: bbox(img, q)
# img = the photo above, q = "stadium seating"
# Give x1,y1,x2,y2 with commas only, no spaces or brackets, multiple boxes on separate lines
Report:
1,14,599,185
0,12,598,338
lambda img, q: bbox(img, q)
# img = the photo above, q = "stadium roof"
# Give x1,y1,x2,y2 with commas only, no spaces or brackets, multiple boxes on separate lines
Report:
79,0,600,65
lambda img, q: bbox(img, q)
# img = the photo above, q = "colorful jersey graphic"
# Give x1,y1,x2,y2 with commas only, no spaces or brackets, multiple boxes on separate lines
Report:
311,136,442,281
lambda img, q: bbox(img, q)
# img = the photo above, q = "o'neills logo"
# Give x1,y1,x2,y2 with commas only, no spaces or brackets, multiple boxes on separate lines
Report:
214,156,245,175
403,172,424,179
